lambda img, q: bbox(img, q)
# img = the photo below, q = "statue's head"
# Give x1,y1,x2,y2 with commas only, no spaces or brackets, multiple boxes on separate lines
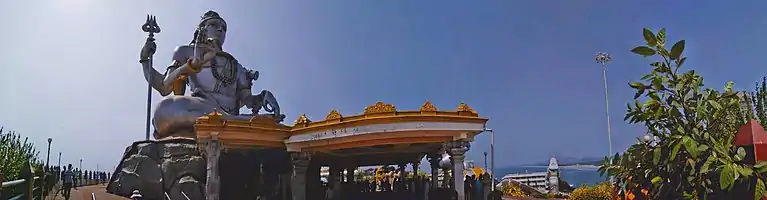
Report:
194,10,227,48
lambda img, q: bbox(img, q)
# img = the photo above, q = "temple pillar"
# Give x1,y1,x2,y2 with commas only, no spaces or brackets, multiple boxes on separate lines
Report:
281,173,291,200
327,164,343,200
263,160,282,199
335,167,344,199
255,162,264,198
448,141,469,200
413,161,420,177
413,161,420,194
344,165,356,199
204,132,222,200
397,164,407,192
307,162,321,200
290,152,311,200
427,154,440,189
328,164,336,186
346,166,355,183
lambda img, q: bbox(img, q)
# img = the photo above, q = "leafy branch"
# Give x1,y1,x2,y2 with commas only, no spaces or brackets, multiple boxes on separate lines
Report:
599,28,767,200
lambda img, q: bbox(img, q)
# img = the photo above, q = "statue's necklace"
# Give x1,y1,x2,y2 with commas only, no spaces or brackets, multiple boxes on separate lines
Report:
209,52,237,86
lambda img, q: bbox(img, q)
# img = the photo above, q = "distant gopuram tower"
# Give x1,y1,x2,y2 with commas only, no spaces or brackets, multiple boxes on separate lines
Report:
546,157,560,193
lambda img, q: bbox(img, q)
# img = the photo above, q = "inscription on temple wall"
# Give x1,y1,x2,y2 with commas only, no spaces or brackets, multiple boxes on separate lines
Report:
286,122,485,143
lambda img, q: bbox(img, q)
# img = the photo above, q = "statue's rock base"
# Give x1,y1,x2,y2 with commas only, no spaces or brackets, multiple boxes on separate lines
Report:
107,138,206,200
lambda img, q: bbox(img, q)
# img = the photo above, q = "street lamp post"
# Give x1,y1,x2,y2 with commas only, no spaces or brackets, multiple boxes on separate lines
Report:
596,52,614,156
484,128,495,192
483,152,488,171
58,152,62,167
46,138,52,168
80,159,83,170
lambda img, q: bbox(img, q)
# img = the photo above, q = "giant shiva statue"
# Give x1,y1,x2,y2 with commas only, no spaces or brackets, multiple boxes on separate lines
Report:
139,10,284,139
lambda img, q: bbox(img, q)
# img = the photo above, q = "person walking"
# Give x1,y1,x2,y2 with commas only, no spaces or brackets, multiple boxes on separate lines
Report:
73,168,80,189
61,164,74,200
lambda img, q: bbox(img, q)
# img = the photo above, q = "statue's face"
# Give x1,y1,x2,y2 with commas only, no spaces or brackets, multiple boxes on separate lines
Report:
201,18,227,47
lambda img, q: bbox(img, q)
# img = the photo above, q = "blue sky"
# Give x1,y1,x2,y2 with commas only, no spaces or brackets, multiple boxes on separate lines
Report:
1,0,767,171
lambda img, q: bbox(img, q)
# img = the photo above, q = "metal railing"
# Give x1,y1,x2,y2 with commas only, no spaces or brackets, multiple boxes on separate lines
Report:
0,162,43,200
1,162,109,200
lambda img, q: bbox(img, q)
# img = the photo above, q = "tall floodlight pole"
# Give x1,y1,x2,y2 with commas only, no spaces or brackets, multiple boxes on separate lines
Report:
596,52,614,157
483,128,495,192
46,138,52,168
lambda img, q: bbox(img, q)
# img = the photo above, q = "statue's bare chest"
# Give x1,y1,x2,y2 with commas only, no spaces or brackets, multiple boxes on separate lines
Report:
189,55,240,93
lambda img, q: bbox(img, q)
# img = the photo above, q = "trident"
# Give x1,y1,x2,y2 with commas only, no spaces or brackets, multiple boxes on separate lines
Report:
142,15,161,39
142,15,160,140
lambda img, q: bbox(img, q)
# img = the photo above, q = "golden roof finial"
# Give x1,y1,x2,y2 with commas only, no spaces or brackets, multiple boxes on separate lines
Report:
420,101,437,112
326,109,343,120
456,102,478,114
364,101,396,114
207,109,222,116
294,113,312,125
204,109,225,125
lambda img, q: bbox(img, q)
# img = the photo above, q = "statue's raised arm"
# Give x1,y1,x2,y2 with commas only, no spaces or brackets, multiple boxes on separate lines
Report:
139,11,284,139
139,36,217,96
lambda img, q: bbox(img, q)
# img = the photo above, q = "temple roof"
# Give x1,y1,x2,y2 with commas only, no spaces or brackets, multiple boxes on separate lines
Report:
194,100,489,152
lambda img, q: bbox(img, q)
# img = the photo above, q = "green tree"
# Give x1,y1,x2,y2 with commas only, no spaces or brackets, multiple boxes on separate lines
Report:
0,127,42,181
599,28,767,199
747,77,767,124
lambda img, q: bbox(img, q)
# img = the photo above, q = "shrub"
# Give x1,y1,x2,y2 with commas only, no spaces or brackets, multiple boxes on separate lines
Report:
0,127,42,181
0,127,43,199
569,181,617,200
501,183,526,197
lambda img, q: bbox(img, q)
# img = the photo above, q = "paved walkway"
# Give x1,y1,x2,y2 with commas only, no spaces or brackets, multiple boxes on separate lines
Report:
51,184,125,200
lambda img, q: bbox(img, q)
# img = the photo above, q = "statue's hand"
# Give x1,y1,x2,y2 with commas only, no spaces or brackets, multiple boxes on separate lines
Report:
188,45,220,70
139,38,157,61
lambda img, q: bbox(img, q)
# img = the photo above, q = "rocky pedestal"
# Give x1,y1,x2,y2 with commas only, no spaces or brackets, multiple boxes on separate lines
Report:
107,138,207,200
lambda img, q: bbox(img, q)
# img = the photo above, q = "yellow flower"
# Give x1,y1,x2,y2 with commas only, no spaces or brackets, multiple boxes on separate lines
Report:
570,181,617,200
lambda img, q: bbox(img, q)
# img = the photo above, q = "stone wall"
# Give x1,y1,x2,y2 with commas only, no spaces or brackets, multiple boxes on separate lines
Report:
106,138,207,200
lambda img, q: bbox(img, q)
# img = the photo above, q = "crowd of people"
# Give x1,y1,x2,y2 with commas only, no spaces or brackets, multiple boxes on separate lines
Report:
42,164,111,200
316,170,497,200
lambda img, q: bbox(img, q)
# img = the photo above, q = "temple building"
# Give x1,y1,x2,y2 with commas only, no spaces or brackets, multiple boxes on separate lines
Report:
192,100,490,200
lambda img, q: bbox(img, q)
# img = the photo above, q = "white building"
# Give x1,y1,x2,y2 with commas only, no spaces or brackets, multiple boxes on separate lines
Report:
501,172,548,191
500,157,561,193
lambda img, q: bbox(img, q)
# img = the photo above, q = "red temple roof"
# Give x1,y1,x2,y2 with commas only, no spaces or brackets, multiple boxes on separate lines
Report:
734,120,767,146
